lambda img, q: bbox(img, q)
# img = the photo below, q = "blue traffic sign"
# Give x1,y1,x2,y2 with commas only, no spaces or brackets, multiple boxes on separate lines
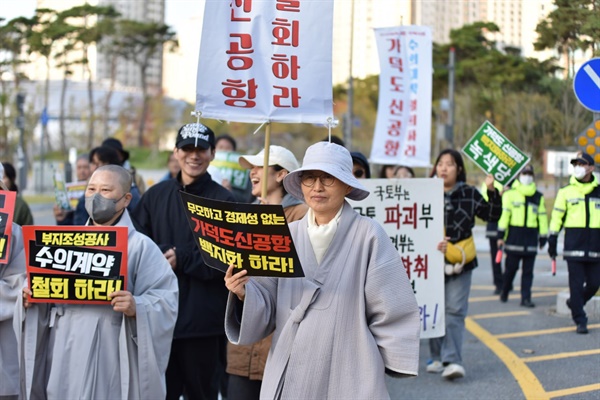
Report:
573,58,600,113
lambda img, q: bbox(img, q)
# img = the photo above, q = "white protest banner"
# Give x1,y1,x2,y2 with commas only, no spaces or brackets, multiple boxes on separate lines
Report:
348,178,445,338
195,0,334,125
370,26,432,167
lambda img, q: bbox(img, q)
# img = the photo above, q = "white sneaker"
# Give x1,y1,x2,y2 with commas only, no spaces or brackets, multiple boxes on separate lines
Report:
426,360,444,373
442,363,465,380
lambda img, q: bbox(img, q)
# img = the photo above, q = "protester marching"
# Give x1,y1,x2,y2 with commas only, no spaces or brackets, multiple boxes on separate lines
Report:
2,1,600,400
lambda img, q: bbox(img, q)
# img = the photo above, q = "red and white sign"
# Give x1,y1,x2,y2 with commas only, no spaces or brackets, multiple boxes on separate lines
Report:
195,0,334,125
370,26,432,167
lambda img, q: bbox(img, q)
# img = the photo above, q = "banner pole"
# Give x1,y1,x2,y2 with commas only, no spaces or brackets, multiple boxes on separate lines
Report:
261,122,272,201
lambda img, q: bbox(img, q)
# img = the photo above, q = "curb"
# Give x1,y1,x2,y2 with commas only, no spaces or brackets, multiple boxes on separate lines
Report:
556,290,600,317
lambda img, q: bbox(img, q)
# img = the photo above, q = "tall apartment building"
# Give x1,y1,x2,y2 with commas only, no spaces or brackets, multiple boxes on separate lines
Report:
95,0,165,91
330,0,561,85
412,0,556,60
29,0,165,91
332,0,411,84
412,0,487,45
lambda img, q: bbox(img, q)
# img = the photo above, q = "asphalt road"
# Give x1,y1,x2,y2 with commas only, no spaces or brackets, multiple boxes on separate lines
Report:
386,232,600,400
29,203,599,399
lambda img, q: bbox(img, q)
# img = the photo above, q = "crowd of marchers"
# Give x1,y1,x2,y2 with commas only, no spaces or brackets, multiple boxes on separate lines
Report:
1,126,598,400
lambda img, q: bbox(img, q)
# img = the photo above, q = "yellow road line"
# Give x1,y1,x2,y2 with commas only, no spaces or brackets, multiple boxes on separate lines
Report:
471,285,566,292
547,383,600,398
496,324,600,339
470,291,559,303
523,349,600,363
471,311,531,319
466,317,549,400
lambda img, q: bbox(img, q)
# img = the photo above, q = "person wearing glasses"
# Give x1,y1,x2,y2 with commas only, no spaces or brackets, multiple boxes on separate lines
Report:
224,141,420,399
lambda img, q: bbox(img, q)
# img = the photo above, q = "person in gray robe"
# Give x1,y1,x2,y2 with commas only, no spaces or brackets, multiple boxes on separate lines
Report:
15,165,178,400
0,221,25,400
224,142,420,399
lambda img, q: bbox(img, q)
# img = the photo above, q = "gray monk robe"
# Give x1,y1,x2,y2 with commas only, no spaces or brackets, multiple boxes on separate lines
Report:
0,223,25,398
226,202,420,399
14,210,179,400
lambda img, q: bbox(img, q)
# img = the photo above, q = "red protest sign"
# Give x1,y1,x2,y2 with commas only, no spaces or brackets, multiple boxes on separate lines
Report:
180,191,304,278
0,191,16,264
23,226,128,304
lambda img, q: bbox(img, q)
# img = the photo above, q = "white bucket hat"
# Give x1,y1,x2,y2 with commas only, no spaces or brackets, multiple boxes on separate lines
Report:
283,142,370,201
239,145,300,173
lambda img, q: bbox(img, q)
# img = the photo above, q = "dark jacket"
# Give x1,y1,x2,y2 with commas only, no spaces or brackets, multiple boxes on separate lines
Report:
549,175,600,261
226,193,308,380
131,171,235,338
498,180,548,255
444,182,502,274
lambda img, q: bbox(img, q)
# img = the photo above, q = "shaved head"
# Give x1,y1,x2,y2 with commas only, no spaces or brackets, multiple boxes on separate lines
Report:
94,165,132,194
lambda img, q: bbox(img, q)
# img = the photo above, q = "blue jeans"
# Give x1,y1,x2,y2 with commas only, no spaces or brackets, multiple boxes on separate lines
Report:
429,270,472,365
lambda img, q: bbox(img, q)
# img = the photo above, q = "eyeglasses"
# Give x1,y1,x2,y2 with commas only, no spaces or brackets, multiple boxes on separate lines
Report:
300,172,335,187
353,169,365,178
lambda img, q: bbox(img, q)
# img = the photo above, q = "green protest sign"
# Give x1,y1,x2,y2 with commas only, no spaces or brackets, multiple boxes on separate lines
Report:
462,121,529,186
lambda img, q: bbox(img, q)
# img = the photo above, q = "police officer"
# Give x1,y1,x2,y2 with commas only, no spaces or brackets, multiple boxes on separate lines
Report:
548,152,600,334
497,164,548,307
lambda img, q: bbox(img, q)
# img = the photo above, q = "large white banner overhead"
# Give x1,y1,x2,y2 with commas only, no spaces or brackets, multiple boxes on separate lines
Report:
370,26,432,167
195,0,335,125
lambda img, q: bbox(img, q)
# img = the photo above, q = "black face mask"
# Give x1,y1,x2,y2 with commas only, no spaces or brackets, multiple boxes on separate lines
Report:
85,193,126,224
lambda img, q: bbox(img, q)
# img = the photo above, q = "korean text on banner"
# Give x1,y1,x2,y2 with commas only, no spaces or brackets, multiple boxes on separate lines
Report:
0,191,16,264
180,191,304,278
23,226,128,304
195,0,334,124
348,178,445,339
462,120,529,186
370,26,432,167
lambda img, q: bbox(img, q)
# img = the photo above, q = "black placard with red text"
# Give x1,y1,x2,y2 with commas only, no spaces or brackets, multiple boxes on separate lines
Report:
0,191,16,264
180,191,304,278
23,226,128,304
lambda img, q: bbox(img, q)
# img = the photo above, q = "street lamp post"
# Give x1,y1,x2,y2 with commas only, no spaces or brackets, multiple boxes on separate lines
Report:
16,93,27,191
344,1,355,150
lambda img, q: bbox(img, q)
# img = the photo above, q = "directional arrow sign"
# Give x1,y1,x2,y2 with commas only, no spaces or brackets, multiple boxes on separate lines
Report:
573,58,600,113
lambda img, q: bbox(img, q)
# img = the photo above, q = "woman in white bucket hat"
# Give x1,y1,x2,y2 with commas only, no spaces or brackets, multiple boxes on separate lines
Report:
224,141,420,399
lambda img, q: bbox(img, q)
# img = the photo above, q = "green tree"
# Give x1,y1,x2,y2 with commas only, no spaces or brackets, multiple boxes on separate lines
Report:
25,8,76,154
535,0,600,78
111,20,177,146
0,16,31,158
58,4,120,147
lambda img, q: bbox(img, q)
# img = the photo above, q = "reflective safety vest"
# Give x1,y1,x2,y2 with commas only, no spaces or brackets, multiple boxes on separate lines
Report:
498,180,548,255
549,175,600,261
